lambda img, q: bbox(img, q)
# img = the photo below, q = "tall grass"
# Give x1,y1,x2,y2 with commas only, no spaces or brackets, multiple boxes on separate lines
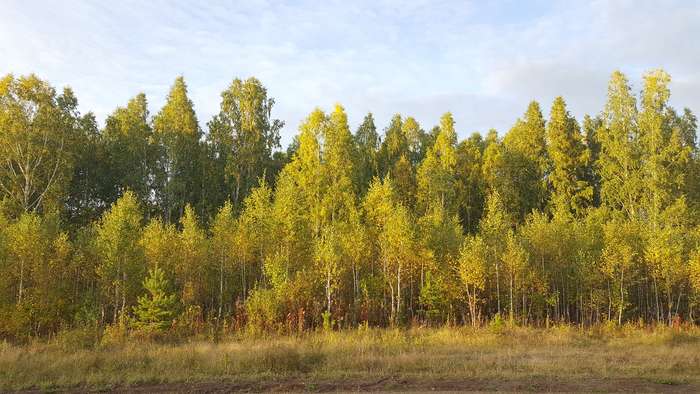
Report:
2,325,700,391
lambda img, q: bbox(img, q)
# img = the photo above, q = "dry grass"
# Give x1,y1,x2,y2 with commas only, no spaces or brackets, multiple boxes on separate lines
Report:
2,325,700,391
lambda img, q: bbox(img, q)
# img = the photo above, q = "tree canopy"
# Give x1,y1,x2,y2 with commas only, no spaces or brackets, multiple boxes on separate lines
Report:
1,69,699,340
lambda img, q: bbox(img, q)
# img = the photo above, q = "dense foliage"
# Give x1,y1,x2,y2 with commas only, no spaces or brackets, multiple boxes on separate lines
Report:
1,70,699,340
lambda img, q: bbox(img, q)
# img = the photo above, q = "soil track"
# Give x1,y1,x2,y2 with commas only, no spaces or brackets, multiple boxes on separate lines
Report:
38,377,697,393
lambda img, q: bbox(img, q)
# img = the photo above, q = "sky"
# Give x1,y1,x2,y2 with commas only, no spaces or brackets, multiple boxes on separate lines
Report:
1,0,699,147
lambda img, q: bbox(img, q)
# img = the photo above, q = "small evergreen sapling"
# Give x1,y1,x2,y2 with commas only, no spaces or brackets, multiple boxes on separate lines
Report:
133,267,178,333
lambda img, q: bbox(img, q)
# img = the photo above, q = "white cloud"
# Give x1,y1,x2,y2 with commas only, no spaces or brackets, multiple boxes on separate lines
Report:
0,0,698,146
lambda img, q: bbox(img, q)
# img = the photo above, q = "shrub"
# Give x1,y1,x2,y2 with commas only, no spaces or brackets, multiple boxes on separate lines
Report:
245,288,280,333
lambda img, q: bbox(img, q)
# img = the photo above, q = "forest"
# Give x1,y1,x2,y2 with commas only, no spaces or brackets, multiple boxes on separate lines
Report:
1,69,699,341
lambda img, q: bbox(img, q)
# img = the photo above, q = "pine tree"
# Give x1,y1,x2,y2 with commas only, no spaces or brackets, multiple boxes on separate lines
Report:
503,101,548,175
133,267,178,333
503,101,549,209
582,115,603,206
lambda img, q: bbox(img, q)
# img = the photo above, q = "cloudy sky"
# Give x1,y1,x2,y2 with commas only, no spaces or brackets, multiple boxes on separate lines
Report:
1,0,699,146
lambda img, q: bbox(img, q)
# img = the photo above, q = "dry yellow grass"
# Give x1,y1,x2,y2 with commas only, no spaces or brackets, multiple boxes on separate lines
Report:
2,325,700,392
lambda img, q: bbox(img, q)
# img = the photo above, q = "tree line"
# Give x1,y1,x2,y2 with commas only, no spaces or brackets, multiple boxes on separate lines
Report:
1,69,699,340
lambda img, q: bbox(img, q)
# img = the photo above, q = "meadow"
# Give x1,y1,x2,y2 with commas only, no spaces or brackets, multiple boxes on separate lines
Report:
3,324,700,392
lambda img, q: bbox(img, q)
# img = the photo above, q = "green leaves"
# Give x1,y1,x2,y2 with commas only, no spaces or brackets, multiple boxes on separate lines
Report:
546,96,592,217
0,74,78,214
153,77,202,223
2,68,700,335
132,267,178,333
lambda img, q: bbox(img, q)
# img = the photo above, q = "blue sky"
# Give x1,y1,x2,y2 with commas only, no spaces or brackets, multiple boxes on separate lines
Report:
2,0,699,146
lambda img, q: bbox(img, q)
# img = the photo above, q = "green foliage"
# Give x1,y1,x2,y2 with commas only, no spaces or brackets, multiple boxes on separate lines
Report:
132,267,178,333
458,235,488,326
95,190,145,323
207,77,283,208
102,94,155,208
152,77,203,222
546,96,593,217
2,68,700,338
0,74,79,214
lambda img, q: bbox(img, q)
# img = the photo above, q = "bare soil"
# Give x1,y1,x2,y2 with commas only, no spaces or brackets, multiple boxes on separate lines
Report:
29,376,697,393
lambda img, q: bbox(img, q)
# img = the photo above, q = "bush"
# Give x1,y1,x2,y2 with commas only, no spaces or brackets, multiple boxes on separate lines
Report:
52,326,101,351
245,288,280,333
489,312,505,334
100,322,129,348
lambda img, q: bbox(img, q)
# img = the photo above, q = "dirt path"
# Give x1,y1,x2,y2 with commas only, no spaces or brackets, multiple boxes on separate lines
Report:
41,377,696,393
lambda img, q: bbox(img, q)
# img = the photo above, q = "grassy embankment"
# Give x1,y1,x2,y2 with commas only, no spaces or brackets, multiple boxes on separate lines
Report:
2,324,700,392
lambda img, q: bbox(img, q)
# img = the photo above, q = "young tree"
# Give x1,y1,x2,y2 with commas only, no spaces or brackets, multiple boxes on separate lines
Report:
363,177,419,325
176,205,208,309
689,247,700,321
140,218,178,273
237,180,275,298
480,191,512,315
501,233,528,322
132,267,178,333
5,214,46,306
95,191,145,322
210,201,236,319
315,224,344,318
600,220,640,324
458,235,488,327
644,198,690,325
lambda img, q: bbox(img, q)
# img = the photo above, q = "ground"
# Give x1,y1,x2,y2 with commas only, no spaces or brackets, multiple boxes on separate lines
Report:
3,325,700,392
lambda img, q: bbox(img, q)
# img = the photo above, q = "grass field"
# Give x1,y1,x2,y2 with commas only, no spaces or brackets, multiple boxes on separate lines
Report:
3,325,700,392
